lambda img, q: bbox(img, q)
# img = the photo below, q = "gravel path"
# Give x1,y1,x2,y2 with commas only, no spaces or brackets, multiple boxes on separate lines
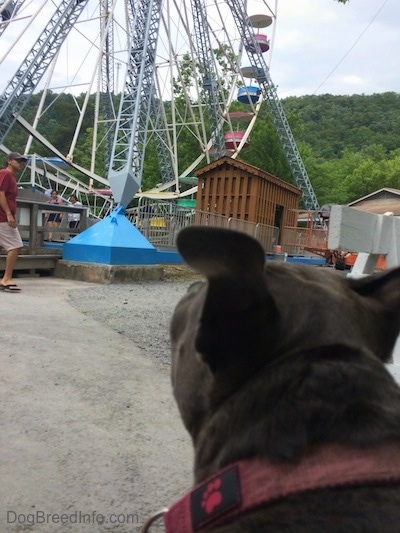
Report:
67,279,194,366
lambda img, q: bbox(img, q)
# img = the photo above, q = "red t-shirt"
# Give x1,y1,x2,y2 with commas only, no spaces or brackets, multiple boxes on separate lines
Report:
0,168,18,223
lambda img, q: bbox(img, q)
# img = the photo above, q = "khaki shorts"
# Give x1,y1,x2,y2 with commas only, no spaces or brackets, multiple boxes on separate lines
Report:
0,222,23,251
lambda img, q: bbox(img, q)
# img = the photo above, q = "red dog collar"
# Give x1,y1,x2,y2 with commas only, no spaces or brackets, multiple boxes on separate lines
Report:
164,441,400,532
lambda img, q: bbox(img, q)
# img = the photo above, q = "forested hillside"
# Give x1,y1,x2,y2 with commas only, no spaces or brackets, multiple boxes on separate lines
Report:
283,93,400,158
282,92,400,205
4,91,400,206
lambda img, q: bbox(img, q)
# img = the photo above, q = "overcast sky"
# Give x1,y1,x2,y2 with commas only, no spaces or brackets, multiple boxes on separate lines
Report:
1,0,398,99
266,0,399,97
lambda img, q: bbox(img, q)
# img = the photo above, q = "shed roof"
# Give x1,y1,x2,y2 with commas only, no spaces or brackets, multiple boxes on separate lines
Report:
348,188,400,215
195,156,301,196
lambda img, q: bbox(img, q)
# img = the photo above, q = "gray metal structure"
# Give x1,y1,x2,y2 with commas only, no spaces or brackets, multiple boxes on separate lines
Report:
191,0,226,160
150,96,175,184
100,0,117,171
0,0,89,147
0,0,23,37
107,0,162,206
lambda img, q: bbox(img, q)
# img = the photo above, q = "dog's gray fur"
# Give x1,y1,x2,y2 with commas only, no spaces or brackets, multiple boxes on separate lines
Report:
170,226,400,532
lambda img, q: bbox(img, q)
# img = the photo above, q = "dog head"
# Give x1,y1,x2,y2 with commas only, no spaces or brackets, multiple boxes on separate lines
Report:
170,227,400,477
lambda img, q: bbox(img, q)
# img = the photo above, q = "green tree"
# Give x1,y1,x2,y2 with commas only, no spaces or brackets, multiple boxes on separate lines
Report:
343,154,400,202
239,105,293,183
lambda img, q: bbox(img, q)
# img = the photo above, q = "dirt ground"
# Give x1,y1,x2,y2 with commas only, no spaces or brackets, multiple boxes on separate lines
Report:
0,277,194,532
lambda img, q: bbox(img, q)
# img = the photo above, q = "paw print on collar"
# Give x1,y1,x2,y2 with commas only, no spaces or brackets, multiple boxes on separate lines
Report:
201,478,223,514
191,465,241,530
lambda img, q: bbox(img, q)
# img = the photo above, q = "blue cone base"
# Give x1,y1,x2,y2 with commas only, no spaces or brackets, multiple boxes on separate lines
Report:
63,208,157,265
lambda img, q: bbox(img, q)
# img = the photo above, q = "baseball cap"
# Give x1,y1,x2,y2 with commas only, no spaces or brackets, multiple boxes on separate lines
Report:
7,152,28,162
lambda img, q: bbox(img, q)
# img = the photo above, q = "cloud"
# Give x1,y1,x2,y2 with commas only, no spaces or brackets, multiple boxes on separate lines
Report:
267,0,399,96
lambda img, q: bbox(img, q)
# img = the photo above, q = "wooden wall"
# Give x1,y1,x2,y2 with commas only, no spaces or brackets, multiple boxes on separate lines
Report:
195,157,300,229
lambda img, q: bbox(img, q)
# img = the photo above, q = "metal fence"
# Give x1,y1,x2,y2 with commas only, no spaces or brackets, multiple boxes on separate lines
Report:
126,203,280,253
195,211,280,253
281,225,328,256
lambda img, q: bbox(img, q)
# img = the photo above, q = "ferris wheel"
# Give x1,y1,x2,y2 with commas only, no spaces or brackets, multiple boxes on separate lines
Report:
0,0,318,213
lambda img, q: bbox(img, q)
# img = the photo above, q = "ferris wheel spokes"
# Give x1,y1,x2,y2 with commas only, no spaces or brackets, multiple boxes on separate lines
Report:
0,0,316,213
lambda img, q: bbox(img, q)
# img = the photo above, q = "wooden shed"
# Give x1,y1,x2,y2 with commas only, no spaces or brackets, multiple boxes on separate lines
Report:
195,157,301,230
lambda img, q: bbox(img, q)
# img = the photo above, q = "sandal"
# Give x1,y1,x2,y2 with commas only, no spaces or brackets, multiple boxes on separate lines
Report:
0,284,22,292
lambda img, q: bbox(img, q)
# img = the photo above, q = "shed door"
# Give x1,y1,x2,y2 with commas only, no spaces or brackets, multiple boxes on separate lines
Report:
274,205,284,243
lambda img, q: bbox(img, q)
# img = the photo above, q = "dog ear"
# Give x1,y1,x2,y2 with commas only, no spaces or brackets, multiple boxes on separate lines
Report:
177,225,265,279
349,267,400,300
177,227,277,373
348,267,400,360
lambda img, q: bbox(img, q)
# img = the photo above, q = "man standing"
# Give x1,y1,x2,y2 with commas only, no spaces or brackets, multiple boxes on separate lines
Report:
0,151,27,292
